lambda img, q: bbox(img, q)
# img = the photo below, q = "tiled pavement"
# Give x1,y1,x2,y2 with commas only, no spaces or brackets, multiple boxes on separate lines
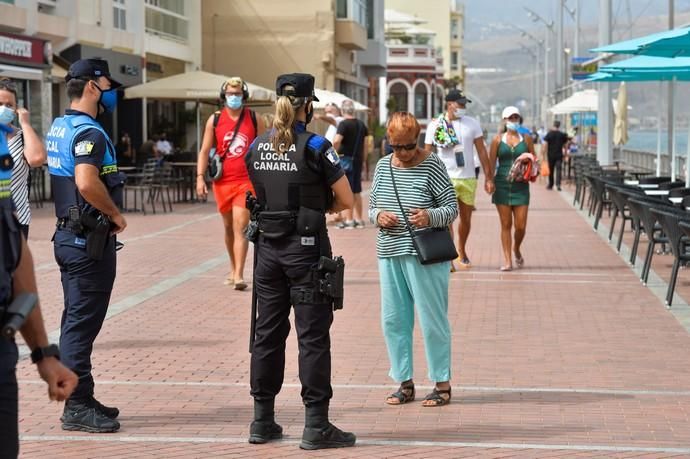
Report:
14,178,690,458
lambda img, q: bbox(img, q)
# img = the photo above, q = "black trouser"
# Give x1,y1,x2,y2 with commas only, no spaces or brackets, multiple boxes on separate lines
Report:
0,338,18,459
250,231,333,407
53,229,116,402
548,156,563,189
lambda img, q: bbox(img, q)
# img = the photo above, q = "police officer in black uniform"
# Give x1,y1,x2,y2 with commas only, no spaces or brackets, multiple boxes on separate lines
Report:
0,151,77,458
244,73,355,450
45,58,127,433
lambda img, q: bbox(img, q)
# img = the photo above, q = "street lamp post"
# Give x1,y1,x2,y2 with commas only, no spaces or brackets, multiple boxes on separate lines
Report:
515,25,545,126
524,7,554,126
519,44,539,125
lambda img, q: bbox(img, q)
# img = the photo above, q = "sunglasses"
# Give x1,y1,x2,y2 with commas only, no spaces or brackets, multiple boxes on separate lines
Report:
390,143,417,151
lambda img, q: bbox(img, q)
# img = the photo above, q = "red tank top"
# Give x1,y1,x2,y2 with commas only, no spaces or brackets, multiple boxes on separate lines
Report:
214,107,257,183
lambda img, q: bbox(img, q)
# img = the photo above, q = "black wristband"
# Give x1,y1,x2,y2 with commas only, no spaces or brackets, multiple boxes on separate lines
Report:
30,344,60,364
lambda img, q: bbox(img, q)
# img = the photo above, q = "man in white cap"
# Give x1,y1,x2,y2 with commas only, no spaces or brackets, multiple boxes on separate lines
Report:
424,89,494,269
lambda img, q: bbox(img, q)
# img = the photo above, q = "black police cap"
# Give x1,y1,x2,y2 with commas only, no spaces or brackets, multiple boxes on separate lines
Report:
445,89,471,104
66,58,122,89
275,73,319,101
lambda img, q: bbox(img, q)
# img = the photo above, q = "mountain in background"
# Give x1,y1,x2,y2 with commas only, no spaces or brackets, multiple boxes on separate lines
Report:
461,0,690,127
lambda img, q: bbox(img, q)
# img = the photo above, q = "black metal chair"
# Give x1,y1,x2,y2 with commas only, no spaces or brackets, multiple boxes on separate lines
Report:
621,190,647,266
650,207,690,306
629,198,670,285
124,161,157,215
606,183,636,253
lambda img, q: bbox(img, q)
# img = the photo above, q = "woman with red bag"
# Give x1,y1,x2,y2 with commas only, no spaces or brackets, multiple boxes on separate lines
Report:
489,106,536,271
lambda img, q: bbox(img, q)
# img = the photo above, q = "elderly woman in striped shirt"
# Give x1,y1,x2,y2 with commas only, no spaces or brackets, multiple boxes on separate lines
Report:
0,78,47,237
369,112,459,407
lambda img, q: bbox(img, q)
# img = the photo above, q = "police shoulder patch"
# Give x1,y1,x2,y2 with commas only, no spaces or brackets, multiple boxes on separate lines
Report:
74,140,95,157
325,147,340,166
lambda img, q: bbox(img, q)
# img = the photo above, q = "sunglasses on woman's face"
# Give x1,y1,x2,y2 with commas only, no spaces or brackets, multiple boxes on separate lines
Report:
390,143,417,151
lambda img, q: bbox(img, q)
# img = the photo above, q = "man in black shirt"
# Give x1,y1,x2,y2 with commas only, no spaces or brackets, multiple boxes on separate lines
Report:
542,120,569,191
333,100,368,229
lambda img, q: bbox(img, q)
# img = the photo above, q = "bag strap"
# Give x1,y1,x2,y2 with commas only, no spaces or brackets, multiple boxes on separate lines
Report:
388,157,416,238
218,108,246,160
249,109,257,133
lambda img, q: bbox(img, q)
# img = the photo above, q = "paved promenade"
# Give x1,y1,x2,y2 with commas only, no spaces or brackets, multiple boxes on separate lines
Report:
14,178,690,458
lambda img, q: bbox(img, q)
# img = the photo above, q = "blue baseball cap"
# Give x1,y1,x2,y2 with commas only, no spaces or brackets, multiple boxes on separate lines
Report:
66,58,122,89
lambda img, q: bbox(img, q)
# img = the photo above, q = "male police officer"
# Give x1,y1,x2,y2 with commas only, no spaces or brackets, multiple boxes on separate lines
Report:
245,73,355,450
46,58,127,433
1,152,77,458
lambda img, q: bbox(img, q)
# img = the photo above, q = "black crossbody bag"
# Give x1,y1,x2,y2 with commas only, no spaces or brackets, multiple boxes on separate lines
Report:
388,158,458,265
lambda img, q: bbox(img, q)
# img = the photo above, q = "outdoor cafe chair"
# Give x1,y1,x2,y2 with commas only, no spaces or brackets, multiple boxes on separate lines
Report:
620,189,648,266
606,183,637,253
152,162,174,213
650,207,690,306
123,161,157,215
629,198,672,285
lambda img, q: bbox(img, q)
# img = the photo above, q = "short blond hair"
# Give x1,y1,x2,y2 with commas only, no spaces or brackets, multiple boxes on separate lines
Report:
224,76,244,90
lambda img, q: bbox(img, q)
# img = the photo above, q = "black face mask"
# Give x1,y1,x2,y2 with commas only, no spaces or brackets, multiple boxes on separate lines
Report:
305,103,314,125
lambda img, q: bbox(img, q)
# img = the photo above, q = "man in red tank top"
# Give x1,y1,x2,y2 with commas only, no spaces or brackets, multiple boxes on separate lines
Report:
196,77,266,289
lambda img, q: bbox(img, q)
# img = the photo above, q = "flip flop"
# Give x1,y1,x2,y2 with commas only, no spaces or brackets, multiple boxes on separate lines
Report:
515,256,525,268
234,279,247,291
223,277,234,286
500,265,513,272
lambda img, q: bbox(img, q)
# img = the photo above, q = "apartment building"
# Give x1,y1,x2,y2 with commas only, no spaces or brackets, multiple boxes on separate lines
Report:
384,0,466,86
200,0,386,108
0,0,201,149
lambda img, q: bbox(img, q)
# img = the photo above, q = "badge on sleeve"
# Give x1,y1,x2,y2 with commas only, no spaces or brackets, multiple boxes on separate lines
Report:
75,140,95,157
325,147,340,166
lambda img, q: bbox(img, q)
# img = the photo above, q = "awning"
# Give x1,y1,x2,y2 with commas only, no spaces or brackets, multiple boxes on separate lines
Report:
124,70,275,104
51,63,67,81
313,89,369,111
549,89,599,114
591,26,690,58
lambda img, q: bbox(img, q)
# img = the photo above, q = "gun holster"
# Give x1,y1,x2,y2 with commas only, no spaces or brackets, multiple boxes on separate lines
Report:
296,206,325,236
291,256,345,310
80,209,111,260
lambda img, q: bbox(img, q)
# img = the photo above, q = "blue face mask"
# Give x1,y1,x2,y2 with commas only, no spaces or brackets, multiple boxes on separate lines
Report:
94,83,118,113
226,95,243,110
0,106,14,126
506,121,520,131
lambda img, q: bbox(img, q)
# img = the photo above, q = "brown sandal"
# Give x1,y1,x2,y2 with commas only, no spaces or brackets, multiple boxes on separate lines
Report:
386,381,415,405
422,387,451,407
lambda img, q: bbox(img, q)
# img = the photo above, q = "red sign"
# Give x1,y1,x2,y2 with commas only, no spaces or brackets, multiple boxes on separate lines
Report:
0,32,49,67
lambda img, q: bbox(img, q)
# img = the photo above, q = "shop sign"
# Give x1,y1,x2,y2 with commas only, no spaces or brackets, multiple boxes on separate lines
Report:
0,32,49,67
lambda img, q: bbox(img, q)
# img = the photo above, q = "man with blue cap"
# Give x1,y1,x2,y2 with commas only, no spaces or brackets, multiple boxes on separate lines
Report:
45,58,127,433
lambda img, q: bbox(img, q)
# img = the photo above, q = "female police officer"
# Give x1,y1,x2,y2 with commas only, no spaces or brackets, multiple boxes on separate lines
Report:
244,73,355,450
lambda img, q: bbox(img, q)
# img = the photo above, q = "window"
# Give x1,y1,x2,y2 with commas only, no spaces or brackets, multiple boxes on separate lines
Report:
145,0,188,42
414,84,428,119
336,0,347,19
336,0,366,27
389,83,408,113
451,51,458,71
366,0,374,39
451,20,458,40
114,0,126,30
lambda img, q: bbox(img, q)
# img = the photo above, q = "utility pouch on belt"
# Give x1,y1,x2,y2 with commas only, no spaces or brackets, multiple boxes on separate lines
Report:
317,256,345,310
257,211,296,239
296,206,324,236
80,209,111,260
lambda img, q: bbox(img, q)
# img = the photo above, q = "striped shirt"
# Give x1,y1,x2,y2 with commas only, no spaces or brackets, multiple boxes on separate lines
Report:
9,131,30,226
368,153,458,258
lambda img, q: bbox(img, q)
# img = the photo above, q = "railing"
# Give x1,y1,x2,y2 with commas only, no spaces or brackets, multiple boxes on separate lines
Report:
615,147,686,178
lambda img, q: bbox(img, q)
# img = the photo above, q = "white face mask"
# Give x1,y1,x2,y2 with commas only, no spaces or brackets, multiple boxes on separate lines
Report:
454,108,466,118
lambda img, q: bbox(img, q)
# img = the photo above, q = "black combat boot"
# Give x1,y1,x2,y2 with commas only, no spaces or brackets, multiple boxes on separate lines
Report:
248,399,283,444
61,398,120,433
300,403,356,450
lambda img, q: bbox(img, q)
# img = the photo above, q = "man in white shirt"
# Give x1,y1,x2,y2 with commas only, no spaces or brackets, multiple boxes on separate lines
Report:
155,132,173,156
424,89,494,269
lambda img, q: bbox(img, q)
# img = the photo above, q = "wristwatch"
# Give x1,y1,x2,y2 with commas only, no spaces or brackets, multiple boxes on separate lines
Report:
30,344,60,364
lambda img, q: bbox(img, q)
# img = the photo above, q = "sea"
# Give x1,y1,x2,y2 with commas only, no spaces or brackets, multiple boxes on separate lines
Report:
627,130,689,153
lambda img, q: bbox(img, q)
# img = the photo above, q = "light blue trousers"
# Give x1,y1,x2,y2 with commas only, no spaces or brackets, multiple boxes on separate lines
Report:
378,255,452,383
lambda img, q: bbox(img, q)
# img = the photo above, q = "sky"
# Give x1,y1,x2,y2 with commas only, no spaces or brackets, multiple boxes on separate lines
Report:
463,0,690,43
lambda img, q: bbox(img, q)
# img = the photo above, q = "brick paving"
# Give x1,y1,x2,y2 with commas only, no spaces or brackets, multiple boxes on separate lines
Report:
13,178,690,458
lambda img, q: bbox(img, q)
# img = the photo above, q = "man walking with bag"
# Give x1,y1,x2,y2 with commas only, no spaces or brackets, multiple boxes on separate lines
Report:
333,99,367,229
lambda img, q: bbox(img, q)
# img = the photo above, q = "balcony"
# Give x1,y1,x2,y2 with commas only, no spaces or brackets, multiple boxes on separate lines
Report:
358,38,386,78
335,19,367,51
35,11,69,42
386,45,437,69
0,2,26,32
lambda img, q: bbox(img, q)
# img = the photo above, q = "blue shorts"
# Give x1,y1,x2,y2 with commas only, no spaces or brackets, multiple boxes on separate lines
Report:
345,162,362,194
